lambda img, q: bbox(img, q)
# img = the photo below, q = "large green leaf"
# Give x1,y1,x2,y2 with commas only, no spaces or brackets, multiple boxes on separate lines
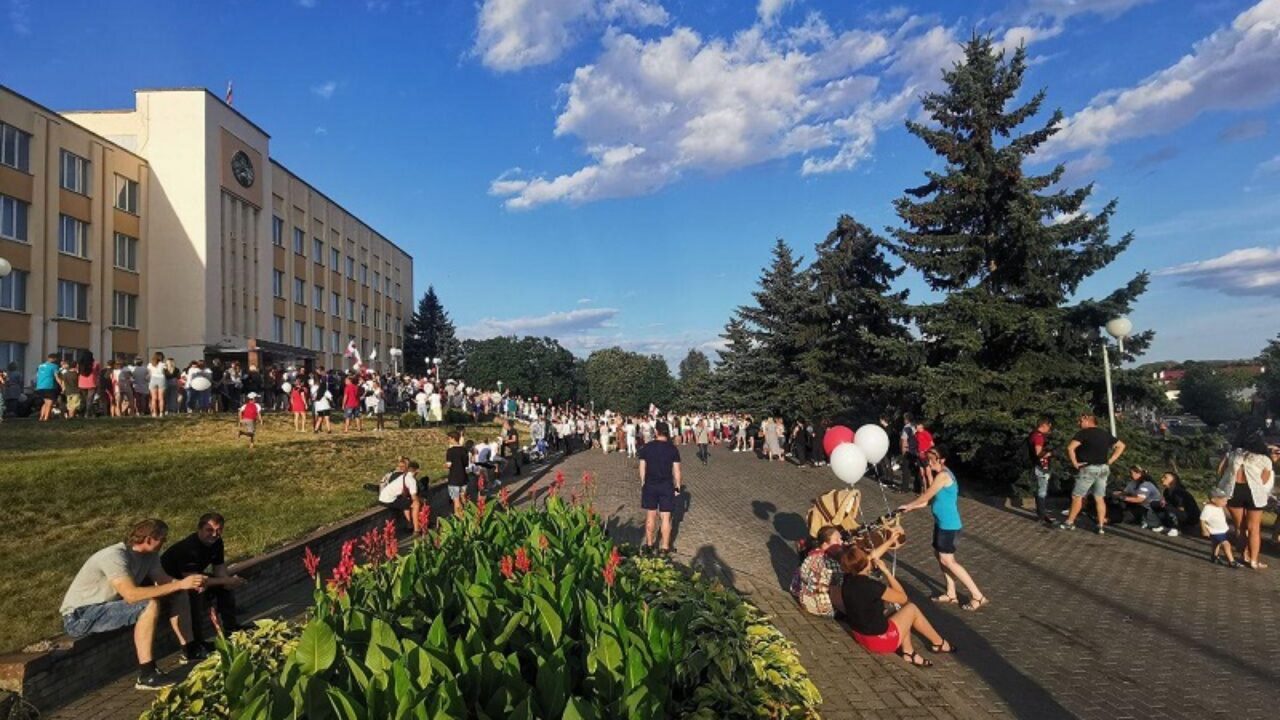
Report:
561,695,600,720
530,595,563,645
326,686,365,720
296,619,338,675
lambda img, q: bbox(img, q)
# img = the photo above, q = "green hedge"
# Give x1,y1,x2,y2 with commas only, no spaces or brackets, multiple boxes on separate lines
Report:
143,475,820,719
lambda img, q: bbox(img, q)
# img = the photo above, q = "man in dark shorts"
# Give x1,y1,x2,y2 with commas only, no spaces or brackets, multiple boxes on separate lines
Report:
160,513,247,646
637,420,682,555
1061,414,1126,535
445,431,470,515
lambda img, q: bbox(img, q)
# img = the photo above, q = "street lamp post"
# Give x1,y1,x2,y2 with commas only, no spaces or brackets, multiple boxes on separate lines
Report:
1102,317,1133,437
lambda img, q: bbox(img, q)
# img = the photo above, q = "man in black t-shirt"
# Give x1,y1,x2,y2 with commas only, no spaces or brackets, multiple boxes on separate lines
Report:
160,513,246,643
1061,414,1126,534
638,421,682,555
444,431,470,516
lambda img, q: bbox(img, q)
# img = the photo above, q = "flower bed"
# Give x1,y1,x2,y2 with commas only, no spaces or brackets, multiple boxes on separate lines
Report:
143,472,820,719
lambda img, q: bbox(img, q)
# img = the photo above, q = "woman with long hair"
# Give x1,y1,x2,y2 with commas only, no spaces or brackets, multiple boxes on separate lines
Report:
899,445,989,610
147,352,166,417
790,525,845,618
1225,435,1275,569
76,351,98,418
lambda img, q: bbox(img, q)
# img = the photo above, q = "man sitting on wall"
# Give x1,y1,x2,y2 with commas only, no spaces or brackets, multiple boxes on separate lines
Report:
160,513,248,647
60,519,207,690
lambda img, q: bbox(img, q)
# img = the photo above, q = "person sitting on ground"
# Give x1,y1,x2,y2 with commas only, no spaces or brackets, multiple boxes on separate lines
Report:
790,525,846,618
160,513,247,646
1114,466,1164,530
1201,488,1238,568
378,460,423,531
838,528,953,667
60,519,207,690
1156,471,1199,537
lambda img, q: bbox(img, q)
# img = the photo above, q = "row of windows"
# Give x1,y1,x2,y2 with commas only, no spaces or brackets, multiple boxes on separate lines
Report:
0,123,140,210
270,268,398,319
1,196,140,272
0,272,137,328
271,215,401,296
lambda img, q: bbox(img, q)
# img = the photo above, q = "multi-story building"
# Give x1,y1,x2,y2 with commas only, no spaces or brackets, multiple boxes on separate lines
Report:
0,84,411,377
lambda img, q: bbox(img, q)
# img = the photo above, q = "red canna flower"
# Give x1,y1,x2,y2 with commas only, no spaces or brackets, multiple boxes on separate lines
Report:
603,563,617,587
498,486,511,508
499,554,515,580
602,545,621,588
383,519,398,560
477,472,487,493
328,539,357,595
514,546,531,574
303,546,320,579
609,546,622,569
538,534,549,551
416,504,431,535
359,527,383,565
476,494,487,518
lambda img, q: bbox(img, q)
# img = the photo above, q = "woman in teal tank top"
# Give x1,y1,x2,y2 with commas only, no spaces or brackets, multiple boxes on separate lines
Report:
899,445,989,611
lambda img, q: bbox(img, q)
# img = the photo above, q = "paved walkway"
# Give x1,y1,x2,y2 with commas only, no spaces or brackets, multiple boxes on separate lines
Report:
550,444,1278,720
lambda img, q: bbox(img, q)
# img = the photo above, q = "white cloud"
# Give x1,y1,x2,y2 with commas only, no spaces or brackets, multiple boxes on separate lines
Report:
460,307,620,337
9,0,30,35
314,126,328,136
757,0,795,26
1158,246,1280,297
1020,0,1153,21
576,297,593,304
491,15,979,208
1039,0,1280,160
311,81,338,100
474,0,669,72
1257,154,1280,176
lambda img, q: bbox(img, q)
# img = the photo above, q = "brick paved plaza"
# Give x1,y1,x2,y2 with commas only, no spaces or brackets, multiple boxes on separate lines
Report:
556,444,1278,720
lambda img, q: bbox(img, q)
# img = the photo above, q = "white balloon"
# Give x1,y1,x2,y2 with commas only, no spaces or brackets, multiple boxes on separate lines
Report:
282,382,293,394
830,443,868,486
189,376,211,392
854,424,891,465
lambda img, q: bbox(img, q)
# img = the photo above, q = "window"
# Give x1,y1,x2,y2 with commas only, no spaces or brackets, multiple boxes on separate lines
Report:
114,233,138,271
313,325,324,351
360,264,368,286
330,291,340,316
60,150,90,194
0,269,27,311
0,341,25,376
347,298,355,321
313,284,324,310
294,320,305,347
360,304,368,324
272,216,284,247
293,227,304,255
313,238,324,263
57,280,88,320
0,123,31,172
374,310,380,330
0,194,28,242
58,215,89,257
57,346,87,363
330,247,340,270
272,315,285,343
115,175,138,213
345,256,355,279
294,277,305,303
331,329,340,354
384,276,391,295
272,270,285,298
395,282,401,299
112,292,138,328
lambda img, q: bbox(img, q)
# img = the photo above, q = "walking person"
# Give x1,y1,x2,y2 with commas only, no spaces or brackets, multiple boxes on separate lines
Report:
312,380,333,433
1060,414,1126,535
36,352,59,422
342,375,362,433
501,418,522,478
1027,417,1054,525
638,421,682,555
237,392,261,450
289,381,308,431
694,418,710,465
900,446,989,611
445,431,470,516
1224,435,1275,569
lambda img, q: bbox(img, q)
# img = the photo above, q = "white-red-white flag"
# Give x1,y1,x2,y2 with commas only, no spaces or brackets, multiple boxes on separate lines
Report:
225,81,234,106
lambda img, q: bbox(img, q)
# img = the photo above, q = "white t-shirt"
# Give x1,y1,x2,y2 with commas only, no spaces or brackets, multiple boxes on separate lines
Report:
1200,504,1229,535
378,472,419,504
314,390,332,413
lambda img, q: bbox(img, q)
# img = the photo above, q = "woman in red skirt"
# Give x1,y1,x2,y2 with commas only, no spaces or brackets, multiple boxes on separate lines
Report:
838,532,954,667
289,378,309,431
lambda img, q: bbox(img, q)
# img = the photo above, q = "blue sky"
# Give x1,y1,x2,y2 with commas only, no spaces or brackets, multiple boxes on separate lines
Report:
6,0,1279,368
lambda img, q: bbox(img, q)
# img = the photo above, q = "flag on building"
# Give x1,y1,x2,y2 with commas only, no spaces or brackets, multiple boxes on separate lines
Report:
225,81,234,106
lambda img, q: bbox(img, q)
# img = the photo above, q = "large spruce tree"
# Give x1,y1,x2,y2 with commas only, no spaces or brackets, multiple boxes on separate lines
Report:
676,349,716,411
891,37,1154,481
403,286,463,377
794,215,913,422
730,239,808,417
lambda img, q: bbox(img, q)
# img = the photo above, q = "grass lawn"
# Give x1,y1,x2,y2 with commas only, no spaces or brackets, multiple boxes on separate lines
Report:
0,412,498,652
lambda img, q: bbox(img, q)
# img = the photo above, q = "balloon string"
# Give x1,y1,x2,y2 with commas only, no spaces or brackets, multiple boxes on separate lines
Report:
870,461,898,577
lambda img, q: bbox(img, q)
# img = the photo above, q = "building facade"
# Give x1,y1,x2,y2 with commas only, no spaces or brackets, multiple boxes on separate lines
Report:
0,84,411,377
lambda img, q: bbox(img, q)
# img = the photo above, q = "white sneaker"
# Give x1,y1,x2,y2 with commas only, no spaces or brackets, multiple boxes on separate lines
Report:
1166,528,1179,537
1149,526,1165,533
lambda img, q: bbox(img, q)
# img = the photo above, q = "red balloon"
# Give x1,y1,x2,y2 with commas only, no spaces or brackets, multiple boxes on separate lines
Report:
823,425,855,457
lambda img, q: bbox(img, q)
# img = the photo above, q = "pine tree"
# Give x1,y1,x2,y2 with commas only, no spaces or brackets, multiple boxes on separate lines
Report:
713,318,765,413
734,239,808,417
677,349,716,411
794,215,913,422
890,36,1155,482
403,286,463,377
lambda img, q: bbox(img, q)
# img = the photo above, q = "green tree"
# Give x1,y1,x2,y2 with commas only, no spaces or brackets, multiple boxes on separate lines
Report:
402,286,463,377
1178,363,1242,427
731,239,808,417
459,336,582,401
676,349,716,411
890,37,1156,483
793,215,914,422
585,347,677,414
1259,335,1280,418
713,317,768,415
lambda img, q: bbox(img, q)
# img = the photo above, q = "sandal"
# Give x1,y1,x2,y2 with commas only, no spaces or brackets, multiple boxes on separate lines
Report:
898,649,933,667
930,594,959,604
962,596,990,611
929,640,956,654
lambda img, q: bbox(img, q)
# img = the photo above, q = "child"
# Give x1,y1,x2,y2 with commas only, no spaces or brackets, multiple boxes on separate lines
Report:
1200,488,1238,567
238,391,262,450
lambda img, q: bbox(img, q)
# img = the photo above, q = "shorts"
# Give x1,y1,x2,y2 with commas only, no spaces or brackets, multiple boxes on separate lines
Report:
1072,464,1109,497
641,484,675,513
382,496,412,511
314,408,329,418
37,388,57,402
932,527,960,554
344,407,359,420
63,599,149,638
1209,532,1229,546
448,485,467,501
1227,482,1263,510
852,623,902,654
240,419,256,436
149,378,166,390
